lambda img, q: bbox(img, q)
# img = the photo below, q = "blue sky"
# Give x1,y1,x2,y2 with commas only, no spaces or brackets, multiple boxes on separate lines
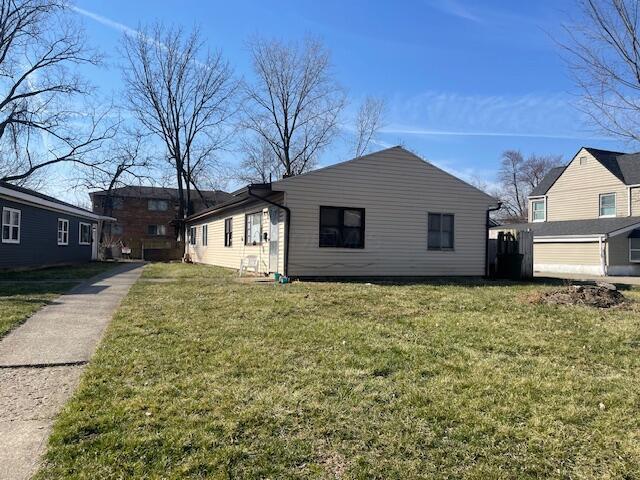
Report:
67,0,630,196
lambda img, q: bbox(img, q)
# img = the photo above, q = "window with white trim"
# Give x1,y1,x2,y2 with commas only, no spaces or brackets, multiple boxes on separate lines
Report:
245,212,262,245
224,218,233,247
599,193,616,217
189,226,197,245
202,224,208,246
57,218,69,245
2,207,20,244
79,222,92,245
630,236,640,263
532,199,545,222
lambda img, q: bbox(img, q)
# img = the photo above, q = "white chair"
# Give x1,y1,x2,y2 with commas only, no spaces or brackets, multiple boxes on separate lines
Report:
239,255,259,277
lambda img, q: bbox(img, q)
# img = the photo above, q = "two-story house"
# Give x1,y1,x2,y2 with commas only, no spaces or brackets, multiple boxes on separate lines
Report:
90,186,232,261
492,147,640,276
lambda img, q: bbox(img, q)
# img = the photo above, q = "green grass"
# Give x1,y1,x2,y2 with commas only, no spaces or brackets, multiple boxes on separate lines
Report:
0,262,118,338
37,264,640,479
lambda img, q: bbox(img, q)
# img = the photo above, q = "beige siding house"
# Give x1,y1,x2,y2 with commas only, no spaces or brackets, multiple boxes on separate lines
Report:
186,147,498,278
493,147,640,276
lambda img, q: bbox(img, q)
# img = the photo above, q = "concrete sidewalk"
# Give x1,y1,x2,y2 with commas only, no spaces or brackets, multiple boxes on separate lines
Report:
0,262,144,480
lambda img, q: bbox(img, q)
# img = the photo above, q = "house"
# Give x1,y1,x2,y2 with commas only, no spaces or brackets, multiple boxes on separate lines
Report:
0,181,113,270
184,147,499,278
491,147,640,276
90,186,232,261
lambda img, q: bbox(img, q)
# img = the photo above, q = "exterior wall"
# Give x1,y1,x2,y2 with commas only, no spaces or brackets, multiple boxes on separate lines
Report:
606,233,640,275
186,195,285,275
538,148,628,222
273,148,496,277
533,241,603,275
0,197,95,269
630,187,640,216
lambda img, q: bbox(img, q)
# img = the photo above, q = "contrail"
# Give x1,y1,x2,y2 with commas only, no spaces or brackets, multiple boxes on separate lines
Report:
380,126,615,141
70,5,139,37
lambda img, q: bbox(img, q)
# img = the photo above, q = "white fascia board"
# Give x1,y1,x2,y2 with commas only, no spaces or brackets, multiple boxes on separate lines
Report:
534,235,604,243
0,186,115,222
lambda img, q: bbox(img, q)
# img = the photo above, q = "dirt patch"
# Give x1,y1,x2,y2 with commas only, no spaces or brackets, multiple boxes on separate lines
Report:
530,283,627,308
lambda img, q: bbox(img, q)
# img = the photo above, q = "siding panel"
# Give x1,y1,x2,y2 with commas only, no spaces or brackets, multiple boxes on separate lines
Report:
534,242,601,266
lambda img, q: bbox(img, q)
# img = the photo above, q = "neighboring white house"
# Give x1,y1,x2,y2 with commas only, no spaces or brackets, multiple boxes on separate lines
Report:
185,146,499,278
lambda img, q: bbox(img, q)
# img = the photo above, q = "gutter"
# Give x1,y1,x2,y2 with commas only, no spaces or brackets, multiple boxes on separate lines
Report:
485,203,502,277
247,184,291,277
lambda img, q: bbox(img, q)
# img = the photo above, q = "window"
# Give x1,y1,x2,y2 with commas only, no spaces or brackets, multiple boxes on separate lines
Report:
148,199,169,211
428,213,454,250
104,197,123,210
189,226,197,245
579,156,588,165
147,224,167,236
2,207,20,244
224,218,233,247
202,224,208,246
245,212,262,245
631,236,640,263
79,222,92,245
57,218,69,245
599,193,616,217
111,223,123,235
319,206,365,248
532,199,545,222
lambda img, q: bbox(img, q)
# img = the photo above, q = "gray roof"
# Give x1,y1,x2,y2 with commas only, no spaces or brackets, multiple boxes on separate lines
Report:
530,166,566,196
491,216,640,237
90,185,233,204
531,147,640,196
0,181,96,215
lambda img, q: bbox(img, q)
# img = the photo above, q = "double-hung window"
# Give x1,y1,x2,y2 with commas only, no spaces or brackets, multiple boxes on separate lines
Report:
599,193,616,217
79,222,92,245
202,224,208,246
630,234,640,263
531,199,545,222
2,207,20,244
245,212,262,245
224,218,233,247
147,224,167,236
189,226,197,245
57,219,69,246
319,206,365,248
148,199,169,211
428,213,454,250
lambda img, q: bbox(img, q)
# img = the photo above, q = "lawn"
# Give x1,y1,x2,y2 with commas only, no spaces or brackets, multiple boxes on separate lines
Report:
0,262,118,338
38,263,640,479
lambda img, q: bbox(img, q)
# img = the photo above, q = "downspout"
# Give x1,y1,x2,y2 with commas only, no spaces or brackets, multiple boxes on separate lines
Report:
485,203,503,277
247,184,291,277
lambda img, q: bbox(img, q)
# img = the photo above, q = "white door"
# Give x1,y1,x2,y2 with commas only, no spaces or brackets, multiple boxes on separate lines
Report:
269,208,279,273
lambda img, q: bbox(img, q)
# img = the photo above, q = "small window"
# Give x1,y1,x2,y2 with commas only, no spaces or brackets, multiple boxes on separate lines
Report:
224,218,233,247
599,193,616,217
148,199,169,211
532,199,545,222
428,213,454,250
189,226,197,245
202,224,208,246
111,223,123,235
631,237,640,263
79,222,92,245
57,218,69,246
319,206,365,248
105,197,123,210
147,224,167,236
579,156,588,165
2,207,20,244
245,212,262,245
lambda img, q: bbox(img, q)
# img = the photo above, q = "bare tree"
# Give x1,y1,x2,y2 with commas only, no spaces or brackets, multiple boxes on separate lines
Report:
121,23,237,239
242,37,346,177
563,0,640,141
237,135,281,184
0,0,115,185
497,150,562,222
352,96,385,158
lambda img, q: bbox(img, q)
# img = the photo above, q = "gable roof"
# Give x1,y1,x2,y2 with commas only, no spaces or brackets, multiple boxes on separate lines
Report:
90,185,233,203
490,216,640,237
529,147,640,197
0,181,111,221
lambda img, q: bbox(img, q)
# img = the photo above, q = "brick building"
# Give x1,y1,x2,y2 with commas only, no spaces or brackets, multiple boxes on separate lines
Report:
90,186,232,260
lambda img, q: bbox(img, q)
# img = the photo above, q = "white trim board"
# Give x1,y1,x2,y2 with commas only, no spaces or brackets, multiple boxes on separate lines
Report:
535,263,604,276
0,186,115,222
534,236,603,243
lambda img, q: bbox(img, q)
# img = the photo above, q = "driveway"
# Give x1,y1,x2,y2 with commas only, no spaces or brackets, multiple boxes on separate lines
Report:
535,272,640,286
0,263,144,480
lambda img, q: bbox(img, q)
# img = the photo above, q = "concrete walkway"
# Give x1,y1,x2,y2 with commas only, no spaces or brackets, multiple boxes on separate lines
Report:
0,263,144,480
